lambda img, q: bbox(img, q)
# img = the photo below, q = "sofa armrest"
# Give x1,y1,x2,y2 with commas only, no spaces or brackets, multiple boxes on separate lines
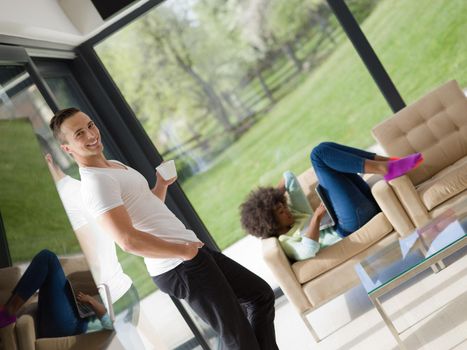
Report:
372,180,415,236
0,323,18,350
388,175,431,227
261,237,311,312
16,314,36,350
35,331,114,350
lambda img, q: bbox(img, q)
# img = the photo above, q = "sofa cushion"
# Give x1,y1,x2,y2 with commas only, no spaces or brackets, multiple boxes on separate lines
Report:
291,213,392,284
35,331,113,350
417,156,467,211
296,168,320,209
302,232,399,306
0,323,17,350
0,267,21,304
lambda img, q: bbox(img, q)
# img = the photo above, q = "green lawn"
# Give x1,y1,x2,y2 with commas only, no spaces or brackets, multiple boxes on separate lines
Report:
0,119,156,298
181,0,467,249
0,119,81,261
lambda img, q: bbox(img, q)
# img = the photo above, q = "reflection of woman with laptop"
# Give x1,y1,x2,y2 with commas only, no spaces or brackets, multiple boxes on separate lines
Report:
240,142,423,261
0,249,112,337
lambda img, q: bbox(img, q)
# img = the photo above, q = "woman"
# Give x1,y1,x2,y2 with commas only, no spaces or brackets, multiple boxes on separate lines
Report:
240,142,423,260
0,249,112,337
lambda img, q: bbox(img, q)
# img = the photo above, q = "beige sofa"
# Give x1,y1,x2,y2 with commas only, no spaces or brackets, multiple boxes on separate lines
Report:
0,266,21,350
372,80,467,232
261,80,467,341
1,256,114,350
261,168,411,341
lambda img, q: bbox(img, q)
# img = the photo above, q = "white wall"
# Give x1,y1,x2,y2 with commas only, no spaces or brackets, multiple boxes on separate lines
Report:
0,0,148,47
0,0,82,44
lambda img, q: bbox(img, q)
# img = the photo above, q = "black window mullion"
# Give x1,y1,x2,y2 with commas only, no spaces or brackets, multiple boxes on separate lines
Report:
326,0,406,113
73,43,219,251
0,211,12,268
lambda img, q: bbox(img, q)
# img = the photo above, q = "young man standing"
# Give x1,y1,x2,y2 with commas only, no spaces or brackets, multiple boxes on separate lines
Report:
49,107,278,350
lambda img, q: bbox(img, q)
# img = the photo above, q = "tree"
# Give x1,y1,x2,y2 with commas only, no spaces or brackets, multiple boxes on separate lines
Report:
139,6,235,132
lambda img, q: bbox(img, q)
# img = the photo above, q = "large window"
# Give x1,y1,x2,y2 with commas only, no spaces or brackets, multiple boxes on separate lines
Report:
348,0,467,103
0,65,79,262
95,0,390,253
36,61,158,303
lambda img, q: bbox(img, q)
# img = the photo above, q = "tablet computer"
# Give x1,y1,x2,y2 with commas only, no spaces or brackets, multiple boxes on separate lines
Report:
315,185,337,230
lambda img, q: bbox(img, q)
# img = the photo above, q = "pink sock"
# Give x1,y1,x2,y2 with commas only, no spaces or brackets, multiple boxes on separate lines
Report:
384,153,423,181
0,307,16,328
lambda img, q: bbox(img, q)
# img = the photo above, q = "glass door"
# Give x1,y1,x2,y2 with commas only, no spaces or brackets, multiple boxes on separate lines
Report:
34,57,209,350
0,44,144,350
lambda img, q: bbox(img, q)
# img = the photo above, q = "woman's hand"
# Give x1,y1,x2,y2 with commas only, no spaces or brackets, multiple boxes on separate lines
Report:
304,204,326,241
77,291,107,318
77,291,95,305
313,203,327,219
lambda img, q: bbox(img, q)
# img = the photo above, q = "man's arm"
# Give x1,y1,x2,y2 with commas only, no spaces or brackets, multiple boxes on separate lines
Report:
98,205,203,260
45,154,66,182
152,171,177,202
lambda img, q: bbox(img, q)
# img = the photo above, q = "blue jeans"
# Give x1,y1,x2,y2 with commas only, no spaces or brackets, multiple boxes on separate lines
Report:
310,142,381,237
13,249,87,338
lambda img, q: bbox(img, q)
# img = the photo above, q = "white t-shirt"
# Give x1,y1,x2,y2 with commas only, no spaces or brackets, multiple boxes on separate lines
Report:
79,161,200,276
56,176,132,302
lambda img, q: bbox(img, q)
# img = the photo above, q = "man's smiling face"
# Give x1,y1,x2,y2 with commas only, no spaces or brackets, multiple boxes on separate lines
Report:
59,112,103,159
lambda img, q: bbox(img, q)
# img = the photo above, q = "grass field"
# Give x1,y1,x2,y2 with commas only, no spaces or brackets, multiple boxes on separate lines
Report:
180,0,467,249
0,118,158,297
0,119,81,261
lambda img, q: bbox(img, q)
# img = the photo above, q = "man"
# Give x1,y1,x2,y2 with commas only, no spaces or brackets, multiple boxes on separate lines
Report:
49,107,278,350
44,154,147,349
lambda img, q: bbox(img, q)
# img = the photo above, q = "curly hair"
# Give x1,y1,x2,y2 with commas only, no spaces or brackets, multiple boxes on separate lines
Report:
240,187,287,239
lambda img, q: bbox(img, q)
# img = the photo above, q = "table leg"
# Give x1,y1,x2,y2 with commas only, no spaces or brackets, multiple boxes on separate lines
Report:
437,259,446,270
371,295,407,350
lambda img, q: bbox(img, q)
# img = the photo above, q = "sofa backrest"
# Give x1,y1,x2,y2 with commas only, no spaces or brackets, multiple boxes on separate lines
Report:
296,168,320,209
0,266,21,304
372,80,467,185
59,255,91,276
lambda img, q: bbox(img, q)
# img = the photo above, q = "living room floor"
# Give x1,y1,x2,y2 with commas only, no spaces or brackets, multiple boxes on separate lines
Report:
138,237,466,350
273,247,467,350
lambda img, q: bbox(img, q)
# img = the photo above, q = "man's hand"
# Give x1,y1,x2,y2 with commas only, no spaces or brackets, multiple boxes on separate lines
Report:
180,241,204,261
155,171,177,187
44,153,66,182
152,171,177,201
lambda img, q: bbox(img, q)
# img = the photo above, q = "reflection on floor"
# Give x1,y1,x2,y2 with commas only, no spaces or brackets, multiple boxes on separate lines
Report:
136,242,466,350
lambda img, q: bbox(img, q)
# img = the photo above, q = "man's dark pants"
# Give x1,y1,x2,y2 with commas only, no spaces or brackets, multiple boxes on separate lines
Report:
152,246,279,350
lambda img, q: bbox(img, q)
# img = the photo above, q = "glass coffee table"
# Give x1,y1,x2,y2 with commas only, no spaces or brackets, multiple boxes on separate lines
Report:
355,202,467,349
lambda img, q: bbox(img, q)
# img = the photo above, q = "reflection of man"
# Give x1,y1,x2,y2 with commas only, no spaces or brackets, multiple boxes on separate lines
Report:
46,154,133,304
44,154,145,349
49,107,278,350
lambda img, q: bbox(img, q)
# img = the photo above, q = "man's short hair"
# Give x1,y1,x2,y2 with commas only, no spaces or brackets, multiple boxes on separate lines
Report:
240,187,286,239
49,107,81,143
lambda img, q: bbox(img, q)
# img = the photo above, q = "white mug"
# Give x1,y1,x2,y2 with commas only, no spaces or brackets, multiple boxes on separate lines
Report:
156,160,177,180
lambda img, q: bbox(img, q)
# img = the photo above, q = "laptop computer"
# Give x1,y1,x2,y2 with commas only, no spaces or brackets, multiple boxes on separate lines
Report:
66,278,98,318
314,184,337,230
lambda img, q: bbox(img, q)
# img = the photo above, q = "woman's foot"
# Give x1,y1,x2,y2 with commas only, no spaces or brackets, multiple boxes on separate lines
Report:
384,153,424,181
0,306,16,328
